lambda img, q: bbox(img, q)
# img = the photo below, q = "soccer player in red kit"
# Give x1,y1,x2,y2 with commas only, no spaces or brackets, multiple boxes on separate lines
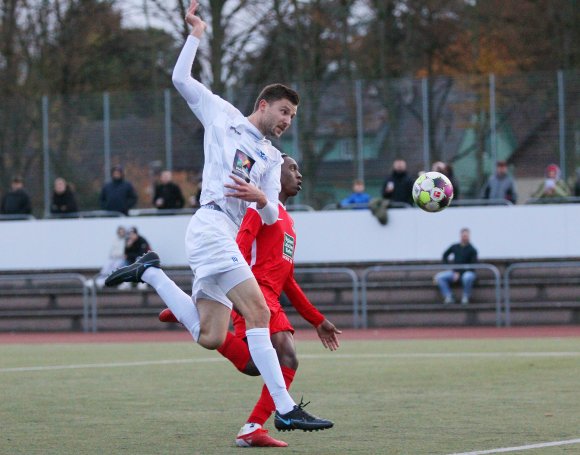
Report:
160,155,341,447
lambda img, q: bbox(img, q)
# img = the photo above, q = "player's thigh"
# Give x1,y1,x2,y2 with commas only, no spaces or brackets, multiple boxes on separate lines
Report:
196,298,232,347
226,278,270,328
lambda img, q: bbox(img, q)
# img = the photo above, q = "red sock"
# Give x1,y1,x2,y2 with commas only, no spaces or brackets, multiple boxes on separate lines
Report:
247,365,296,425
217,332,251,373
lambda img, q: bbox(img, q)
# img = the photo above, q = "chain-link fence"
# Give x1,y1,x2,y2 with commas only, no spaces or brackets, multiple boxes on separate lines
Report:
0,70,578,217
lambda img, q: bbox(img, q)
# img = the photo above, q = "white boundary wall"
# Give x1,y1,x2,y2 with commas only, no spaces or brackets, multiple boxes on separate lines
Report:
1,204,578,271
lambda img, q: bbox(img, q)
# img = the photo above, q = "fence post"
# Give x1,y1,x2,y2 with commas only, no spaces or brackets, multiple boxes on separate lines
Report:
42,95,50,218
421,77,430,170
291,82,302,204
489,74,497,166
103,92,111,183
355,80,365,181
557,70,566,179
164,89,173,171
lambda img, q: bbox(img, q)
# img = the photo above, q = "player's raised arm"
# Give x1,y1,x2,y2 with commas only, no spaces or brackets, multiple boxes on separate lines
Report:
172,0,208,109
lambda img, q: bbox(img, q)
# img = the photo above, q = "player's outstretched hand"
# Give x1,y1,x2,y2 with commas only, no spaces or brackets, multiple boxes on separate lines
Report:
224,174,268,208
316,319,342,351
185,0,206,38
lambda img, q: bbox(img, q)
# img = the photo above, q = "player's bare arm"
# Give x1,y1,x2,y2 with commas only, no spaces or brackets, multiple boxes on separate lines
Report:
315,319,342,351
185,0,206,38
224,174,268,208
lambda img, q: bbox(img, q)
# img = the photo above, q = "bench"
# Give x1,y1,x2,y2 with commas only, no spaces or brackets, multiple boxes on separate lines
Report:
0,274,93,332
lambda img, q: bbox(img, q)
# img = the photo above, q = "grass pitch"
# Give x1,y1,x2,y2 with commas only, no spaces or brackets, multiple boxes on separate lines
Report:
1,336,579,454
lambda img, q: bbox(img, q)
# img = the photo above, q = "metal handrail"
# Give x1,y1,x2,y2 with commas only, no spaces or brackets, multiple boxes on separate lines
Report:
128,208,197,217
323,201,412,210
525,196,580,205
503,261,580,327
360,263,503,328
286,204,316,212
295,267,360,328
450,199,513,207
0,273,93,332
0,214,36,221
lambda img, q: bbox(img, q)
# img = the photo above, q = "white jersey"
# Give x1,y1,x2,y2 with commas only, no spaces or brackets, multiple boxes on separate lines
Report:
173,36,282,227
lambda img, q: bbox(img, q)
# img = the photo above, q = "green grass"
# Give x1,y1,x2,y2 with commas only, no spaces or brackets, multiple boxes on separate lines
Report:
1,338,580,454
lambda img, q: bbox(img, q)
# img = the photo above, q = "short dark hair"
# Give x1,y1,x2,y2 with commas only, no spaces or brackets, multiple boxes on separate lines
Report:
253,84,299,112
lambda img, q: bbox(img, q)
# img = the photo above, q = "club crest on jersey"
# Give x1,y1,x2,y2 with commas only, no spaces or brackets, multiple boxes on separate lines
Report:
282,233,295,262
232,149,256,183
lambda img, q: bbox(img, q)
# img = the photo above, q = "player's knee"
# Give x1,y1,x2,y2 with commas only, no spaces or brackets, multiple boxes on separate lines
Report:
244,304,271,328
278,349,299,371
242,360,260,376
198,330,226,350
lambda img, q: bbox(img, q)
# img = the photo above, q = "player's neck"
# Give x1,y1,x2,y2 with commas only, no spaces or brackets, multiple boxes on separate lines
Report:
246,114,266,137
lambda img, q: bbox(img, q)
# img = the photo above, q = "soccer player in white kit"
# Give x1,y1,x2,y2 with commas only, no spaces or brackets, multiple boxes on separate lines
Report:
106,0,333,433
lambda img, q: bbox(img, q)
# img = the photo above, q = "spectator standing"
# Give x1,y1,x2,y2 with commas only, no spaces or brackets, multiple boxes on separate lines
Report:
434,228,478,305
480,160,517,204
432,161,460,200
1,176,32,215
153,170,185,210
574,168,580,197
340,179,371,209
50,177,78,215
382,159,414,204
532,163,571,199
99,165,138,215
369,159,414,225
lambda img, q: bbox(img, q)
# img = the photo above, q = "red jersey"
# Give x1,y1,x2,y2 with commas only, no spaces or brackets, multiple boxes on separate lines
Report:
236,203,324,327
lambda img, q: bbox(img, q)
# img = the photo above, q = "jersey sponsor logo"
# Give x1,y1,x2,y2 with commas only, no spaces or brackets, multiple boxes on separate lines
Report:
229,126,241,135
257,150,267,161
232,256,239,263
282,232,295,262
232,149,256,183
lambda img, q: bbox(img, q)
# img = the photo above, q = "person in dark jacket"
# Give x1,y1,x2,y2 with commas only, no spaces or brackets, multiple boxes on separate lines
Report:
382,159,415,205
99,165,138,215
434,228,478,305
1,176,32,215
153,170,185,210
369,159,414,225
124,226,151,263
50,177,78,215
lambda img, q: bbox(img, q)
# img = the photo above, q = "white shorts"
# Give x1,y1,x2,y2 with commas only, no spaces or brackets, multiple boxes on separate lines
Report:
186,208,254,309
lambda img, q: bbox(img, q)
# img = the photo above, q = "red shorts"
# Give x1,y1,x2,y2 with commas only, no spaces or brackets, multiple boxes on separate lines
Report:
232,297,295,339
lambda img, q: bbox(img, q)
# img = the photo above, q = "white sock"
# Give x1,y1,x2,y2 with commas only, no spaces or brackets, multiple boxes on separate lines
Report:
237,423,261,436
142,268,200,341
245,328,295,414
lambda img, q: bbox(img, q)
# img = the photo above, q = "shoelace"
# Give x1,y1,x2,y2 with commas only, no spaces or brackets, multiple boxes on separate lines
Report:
296,397,311,410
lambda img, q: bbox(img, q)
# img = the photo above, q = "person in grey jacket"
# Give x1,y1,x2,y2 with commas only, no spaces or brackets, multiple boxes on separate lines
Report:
480,160,517,204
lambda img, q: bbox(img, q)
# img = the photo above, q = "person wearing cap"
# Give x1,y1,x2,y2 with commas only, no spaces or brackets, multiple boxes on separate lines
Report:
1,176,32,215
99,165,138,215
532,163,571,199
480,160,517,204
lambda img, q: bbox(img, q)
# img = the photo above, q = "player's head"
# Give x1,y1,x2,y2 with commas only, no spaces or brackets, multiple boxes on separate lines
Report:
251,84,299,138
460,227,470,244
279,154,302,203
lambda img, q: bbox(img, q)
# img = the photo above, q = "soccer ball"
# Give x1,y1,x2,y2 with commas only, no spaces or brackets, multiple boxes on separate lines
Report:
412,171,454,212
